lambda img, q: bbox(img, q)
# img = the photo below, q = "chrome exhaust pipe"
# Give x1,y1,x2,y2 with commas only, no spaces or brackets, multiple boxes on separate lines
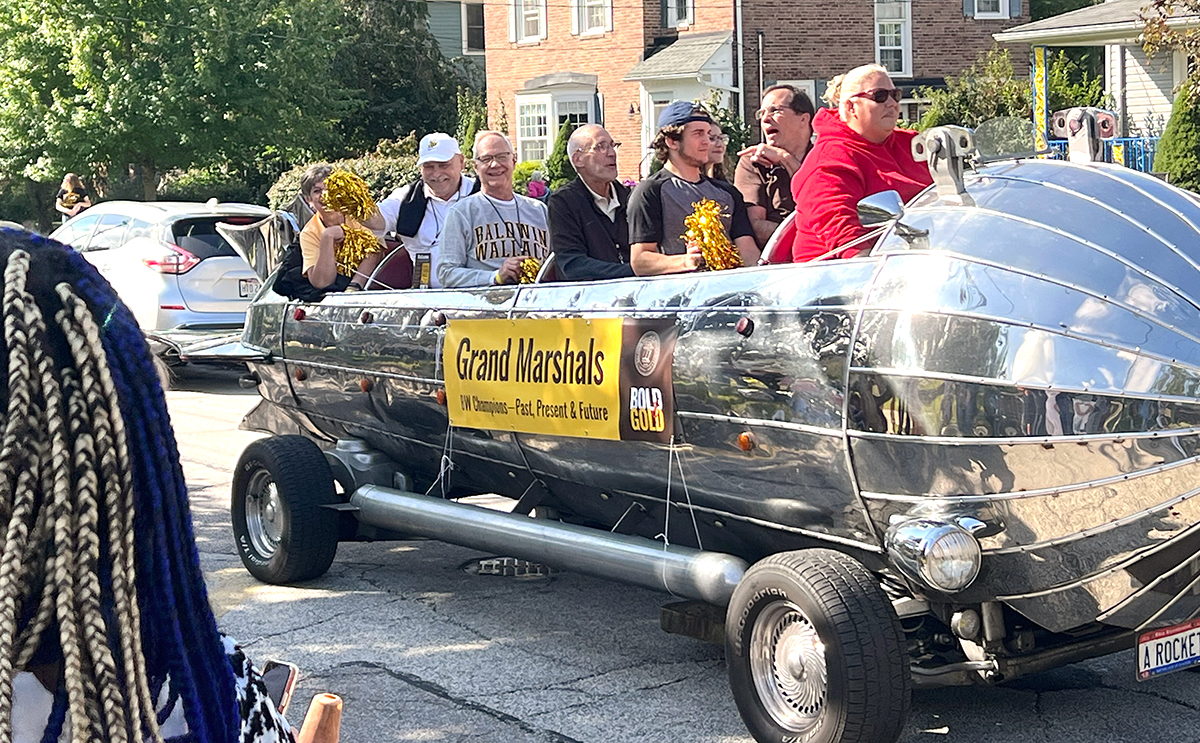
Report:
350,485,747,606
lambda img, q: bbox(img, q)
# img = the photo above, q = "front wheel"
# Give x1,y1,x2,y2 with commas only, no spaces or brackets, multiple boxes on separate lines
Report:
232,435,340,584
725,549,910,743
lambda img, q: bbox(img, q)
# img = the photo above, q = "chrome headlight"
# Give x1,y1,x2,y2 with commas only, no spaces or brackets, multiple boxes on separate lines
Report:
886,519,981,593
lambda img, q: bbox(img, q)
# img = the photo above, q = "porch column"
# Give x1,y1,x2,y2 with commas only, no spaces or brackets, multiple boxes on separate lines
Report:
1032,45,1049,153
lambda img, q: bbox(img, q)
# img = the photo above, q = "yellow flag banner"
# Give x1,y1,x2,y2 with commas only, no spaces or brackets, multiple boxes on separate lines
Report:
444,317,676,442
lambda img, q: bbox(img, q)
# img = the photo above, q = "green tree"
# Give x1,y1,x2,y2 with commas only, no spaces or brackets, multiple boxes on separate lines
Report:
545,122,577,190
0,0,346,201
1153,85,1200,190
918,47,1030,129
1143,0,1200,189
331,0,467,154
917,46,1103,131
456,87,488,161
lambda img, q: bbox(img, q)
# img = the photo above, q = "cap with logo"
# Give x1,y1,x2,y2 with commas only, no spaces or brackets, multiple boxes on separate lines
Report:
656,101,714,131
417,133,462,166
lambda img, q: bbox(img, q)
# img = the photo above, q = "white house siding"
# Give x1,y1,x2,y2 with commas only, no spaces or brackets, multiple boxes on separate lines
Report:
1122,46,1175,136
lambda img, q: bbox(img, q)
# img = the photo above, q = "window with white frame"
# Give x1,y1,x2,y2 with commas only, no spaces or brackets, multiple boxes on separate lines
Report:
573,0,610,35
557,100,590,128
517,100,550,161
875,0,911,78
973,0,1007,18
665,0,692,28
463,3,485,53
517,0,544,42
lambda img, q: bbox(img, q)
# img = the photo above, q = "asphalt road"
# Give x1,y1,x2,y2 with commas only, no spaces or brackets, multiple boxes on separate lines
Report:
167,366,1200,743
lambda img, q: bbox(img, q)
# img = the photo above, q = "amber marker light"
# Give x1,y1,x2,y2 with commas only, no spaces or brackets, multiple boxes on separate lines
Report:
737,432,756,451
436,389,447,405
293,307,307,321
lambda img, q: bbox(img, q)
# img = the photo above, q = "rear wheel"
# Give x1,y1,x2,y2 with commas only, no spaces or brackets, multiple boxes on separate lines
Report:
725,549,910,743
232,435,340,583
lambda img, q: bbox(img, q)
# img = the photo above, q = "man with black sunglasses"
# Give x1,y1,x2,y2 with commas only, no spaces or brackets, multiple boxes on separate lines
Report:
735,85,816,248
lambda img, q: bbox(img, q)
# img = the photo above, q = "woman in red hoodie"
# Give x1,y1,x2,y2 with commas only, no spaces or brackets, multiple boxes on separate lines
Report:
787,64,933,262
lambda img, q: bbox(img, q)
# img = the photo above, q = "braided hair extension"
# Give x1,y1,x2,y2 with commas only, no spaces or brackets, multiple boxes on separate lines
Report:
0,230,239,743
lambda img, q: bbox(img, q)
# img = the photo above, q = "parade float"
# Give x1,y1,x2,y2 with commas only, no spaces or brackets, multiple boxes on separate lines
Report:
219,112,1200,743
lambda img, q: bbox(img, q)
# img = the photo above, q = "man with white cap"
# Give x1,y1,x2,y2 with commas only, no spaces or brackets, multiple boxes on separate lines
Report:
378,132,479,288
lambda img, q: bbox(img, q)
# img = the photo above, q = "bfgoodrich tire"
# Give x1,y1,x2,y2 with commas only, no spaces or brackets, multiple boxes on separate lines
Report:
725,549,910,743
231,435,340,584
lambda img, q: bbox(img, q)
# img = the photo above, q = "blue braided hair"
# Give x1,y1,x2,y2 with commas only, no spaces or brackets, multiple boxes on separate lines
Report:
0,228,239,743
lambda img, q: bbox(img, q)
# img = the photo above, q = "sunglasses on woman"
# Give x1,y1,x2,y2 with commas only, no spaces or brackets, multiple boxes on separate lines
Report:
850,87,903,103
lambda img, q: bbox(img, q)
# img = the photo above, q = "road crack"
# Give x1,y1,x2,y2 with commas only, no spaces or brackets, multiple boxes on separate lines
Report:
335,660,587,743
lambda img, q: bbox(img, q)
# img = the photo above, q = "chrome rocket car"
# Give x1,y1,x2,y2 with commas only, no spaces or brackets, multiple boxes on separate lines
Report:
222,119,1200,743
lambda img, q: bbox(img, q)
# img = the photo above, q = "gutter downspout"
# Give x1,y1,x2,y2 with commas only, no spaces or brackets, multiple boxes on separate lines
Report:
735,0,745,122
757,30,765,102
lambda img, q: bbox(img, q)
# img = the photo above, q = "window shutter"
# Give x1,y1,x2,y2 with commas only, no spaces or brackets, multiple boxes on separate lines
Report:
687,0,694,24
605,0,614,32
570,0,579,35
962,0,974,16
541,0,548,38
508,0,517,41
1009,0,1021,18
661,0,668,27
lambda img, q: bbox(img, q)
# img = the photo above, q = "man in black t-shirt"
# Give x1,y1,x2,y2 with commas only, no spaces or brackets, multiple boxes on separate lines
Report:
628,102,758,276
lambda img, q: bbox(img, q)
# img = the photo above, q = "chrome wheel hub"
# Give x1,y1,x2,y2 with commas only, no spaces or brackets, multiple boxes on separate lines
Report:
749,600,827,733
246,470,283,558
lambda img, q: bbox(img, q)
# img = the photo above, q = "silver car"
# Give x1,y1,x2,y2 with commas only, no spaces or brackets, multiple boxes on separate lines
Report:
51,200,272,361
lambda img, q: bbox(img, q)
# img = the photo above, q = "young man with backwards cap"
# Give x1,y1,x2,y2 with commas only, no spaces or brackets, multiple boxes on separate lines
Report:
628,101,758,276
378,132,479,288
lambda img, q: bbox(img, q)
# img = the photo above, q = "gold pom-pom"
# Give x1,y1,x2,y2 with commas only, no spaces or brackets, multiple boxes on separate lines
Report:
337,226,381,278
682,198,742,271
324,170,377,222
518,257,541,284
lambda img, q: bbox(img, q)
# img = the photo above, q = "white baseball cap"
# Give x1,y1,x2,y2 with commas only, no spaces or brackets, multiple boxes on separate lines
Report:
417,133,462,165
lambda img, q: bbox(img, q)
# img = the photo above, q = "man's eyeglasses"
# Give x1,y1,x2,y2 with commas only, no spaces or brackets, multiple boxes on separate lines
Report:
709,133,730,145
755,105,797,121
475,152,514,166
850,87,903,104
585,141,622,154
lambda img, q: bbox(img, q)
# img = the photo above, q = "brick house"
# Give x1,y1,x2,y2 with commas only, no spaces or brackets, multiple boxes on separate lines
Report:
485,0,1030,179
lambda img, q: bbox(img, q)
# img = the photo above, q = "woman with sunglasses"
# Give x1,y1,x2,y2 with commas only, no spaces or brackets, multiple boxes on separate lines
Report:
784,63,932,263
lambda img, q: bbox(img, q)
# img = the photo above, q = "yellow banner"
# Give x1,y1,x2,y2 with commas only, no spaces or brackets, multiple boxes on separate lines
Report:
444,317,676,441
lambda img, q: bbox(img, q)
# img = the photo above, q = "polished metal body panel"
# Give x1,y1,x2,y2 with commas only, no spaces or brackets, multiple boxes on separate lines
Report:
244,158,1200,636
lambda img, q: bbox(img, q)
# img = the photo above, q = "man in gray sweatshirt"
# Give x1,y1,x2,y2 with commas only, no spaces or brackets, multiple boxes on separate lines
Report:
437,130,551,287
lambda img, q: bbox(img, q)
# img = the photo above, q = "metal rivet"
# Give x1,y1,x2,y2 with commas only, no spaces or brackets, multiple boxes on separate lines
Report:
293,307,307,321
600,492,610,500
714,519,724,528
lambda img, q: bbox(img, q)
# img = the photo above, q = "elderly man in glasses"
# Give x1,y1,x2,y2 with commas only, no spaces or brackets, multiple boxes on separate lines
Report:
546,124,634,281
437,130,550,287
735,85,815,248
787,64,932,263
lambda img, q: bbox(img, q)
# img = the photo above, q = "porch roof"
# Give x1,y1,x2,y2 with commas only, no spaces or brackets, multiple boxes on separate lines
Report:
624,31,731,82
993,0,1200,46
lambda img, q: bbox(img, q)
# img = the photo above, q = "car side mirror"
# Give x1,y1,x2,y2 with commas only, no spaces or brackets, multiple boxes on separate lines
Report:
857,191,905,228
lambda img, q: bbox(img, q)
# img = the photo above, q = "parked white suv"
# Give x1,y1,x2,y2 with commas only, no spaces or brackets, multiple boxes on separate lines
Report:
51,200,271,360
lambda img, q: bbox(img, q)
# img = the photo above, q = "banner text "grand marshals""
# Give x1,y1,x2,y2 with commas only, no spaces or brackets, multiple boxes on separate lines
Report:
455,337,606,386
